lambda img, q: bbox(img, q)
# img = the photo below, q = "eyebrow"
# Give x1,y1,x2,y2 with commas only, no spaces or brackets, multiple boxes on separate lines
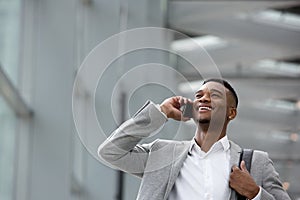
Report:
195,88,225,95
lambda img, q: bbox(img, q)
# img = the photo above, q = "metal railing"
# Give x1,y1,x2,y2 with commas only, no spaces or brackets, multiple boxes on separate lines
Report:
0,64,33,118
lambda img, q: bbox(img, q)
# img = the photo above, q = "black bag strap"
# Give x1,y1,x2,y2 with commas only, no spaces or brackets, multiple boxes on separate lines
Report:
240,149,254,172
236,149,254,200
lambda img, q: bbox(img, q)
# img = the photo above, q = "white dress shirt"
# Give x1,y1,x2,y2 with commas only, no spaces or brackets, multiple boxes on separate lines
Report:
168,136,261,200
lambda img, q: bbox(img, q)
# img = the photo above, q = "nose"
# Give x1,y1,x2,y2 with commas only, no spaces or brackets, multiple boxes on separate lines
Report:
201,94,210,103
197,93,211,103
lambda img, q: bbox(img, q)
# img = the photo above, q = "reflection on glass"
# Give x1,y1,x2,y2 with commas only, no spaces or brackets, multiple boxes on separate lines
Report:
0,95,16,200
0,0,21,86
0,0,21,199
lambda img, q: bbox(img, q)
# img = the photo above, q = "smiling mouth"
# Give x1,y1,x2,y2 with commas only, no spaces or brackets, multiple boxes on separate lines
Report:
198,106,212,111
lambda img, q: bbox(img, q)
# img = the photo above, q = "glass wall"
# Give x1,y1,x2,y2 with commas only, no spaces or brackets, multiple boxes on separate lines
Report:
0,0,22,200
0,0,21,86
0,97,16,200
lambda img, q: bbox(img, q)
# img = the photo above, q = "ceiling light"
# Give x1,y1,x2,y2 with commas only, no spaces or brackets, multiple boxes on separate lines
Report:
171,35,228,52
270,130,300,143
270,130,291,141
262,98,299,112
244,9,300,30
253,59,300,77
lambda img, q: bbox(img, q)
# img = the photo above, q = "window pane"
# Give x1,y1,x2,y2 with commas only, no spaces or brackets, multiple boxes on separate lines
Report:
0,95,16,200
0,0,21,86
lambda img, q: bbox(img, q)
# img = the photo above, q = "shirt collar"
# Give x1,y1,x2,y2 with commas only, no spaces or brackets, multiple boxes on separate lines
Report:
188,135,230,155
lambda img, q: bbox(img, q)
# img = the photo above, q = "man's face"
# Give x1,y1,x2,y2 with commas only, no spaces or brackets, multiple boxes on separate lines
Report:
192,81,234,124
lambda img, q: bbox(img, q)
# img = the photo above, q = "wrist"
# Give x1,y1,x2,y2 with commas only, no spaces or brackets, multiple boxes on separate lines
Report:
247,185,260,199
160,104,169,118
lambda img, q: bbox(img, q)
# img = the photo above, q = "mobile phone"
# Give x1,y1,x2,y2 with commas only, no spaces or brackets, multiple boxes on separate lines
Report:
182,102,194,118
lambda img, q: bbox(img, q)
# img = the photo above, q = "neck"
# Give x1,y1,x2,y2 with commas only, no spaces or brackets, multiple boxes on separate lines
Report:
194,122,227,152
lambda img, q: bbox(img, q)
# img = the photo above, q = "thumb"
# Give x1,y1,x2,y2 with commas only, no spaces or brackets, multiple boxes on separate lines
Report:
240,160,248,172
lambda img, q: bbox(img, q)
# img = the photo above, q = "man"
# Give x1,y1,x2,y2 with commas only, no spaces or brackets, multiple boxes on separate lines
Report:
98,78,291,200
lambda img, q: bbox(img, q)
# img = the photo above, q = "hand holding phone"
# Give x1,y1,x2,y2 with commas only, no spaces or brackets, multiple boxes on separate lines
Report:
160,96,193,121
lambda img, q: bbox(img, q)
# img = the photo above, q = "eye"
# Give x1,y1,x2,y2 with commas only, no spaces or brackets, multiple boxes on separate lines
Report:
195,94,202,99
211,93,221,98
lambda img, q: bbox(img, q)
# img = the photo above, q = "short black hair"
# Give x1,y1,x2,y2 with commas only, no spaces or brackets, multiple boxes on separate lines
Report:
202,78,238,107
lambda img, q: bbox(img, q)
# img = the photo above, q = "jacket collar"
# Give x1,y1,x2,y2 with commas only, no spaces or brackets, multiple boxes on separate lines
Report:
188,136,230,156
163,139,242,200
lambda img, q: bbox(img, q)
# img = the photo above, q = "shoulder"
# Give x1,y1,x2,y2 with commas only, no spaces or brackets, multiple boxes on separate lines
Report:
253,150,268,157
229,140,269,158
149,139,191,151
252,150,270,166
228,140,242,152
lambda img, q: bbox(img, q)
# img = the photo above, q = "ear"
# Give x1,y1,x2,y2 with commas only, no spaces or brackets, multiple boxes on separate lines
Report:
228,107,237,120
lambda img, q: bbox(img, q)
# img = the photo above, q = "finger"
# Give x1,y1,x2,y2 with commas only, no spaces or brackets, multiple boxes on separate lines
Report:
231,165,240,172
180,97,187,105
173,96,181,108
173,108,185,121
182,97,191,105
178,96,185,107
179,96,191,106
240,160,248,172
182,116,191,122
187,98,193,104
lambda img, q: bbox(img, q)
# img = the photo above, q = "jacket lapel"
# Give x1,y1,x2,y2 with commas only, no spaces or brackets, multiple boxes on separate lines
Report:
229,141,243,200
163,141,191,200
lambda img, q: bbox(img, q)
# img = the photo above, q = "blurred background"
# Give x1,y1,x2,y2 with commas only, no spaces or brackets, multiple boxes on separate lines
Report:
0,0,300,200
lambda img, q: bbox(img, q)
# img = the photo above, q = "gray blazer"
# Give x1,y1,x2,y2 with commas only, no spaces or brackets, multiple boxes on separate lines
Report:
98,101,291,200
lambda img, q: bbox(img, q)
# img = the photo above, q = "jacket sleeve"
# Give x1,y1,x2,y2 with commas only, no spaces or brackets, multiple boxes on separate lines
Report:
97,100,167,178
260,152,291,200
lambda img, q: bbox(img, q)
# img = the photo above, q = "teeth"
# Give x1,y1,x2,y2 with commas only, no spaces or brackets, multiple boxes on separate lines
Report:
199,106,212,111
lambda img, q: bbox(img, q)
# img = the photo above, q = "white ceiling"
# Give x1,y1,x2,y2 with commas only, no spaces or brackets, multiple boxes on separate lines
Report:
167,1,300,198
168,1,300,76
